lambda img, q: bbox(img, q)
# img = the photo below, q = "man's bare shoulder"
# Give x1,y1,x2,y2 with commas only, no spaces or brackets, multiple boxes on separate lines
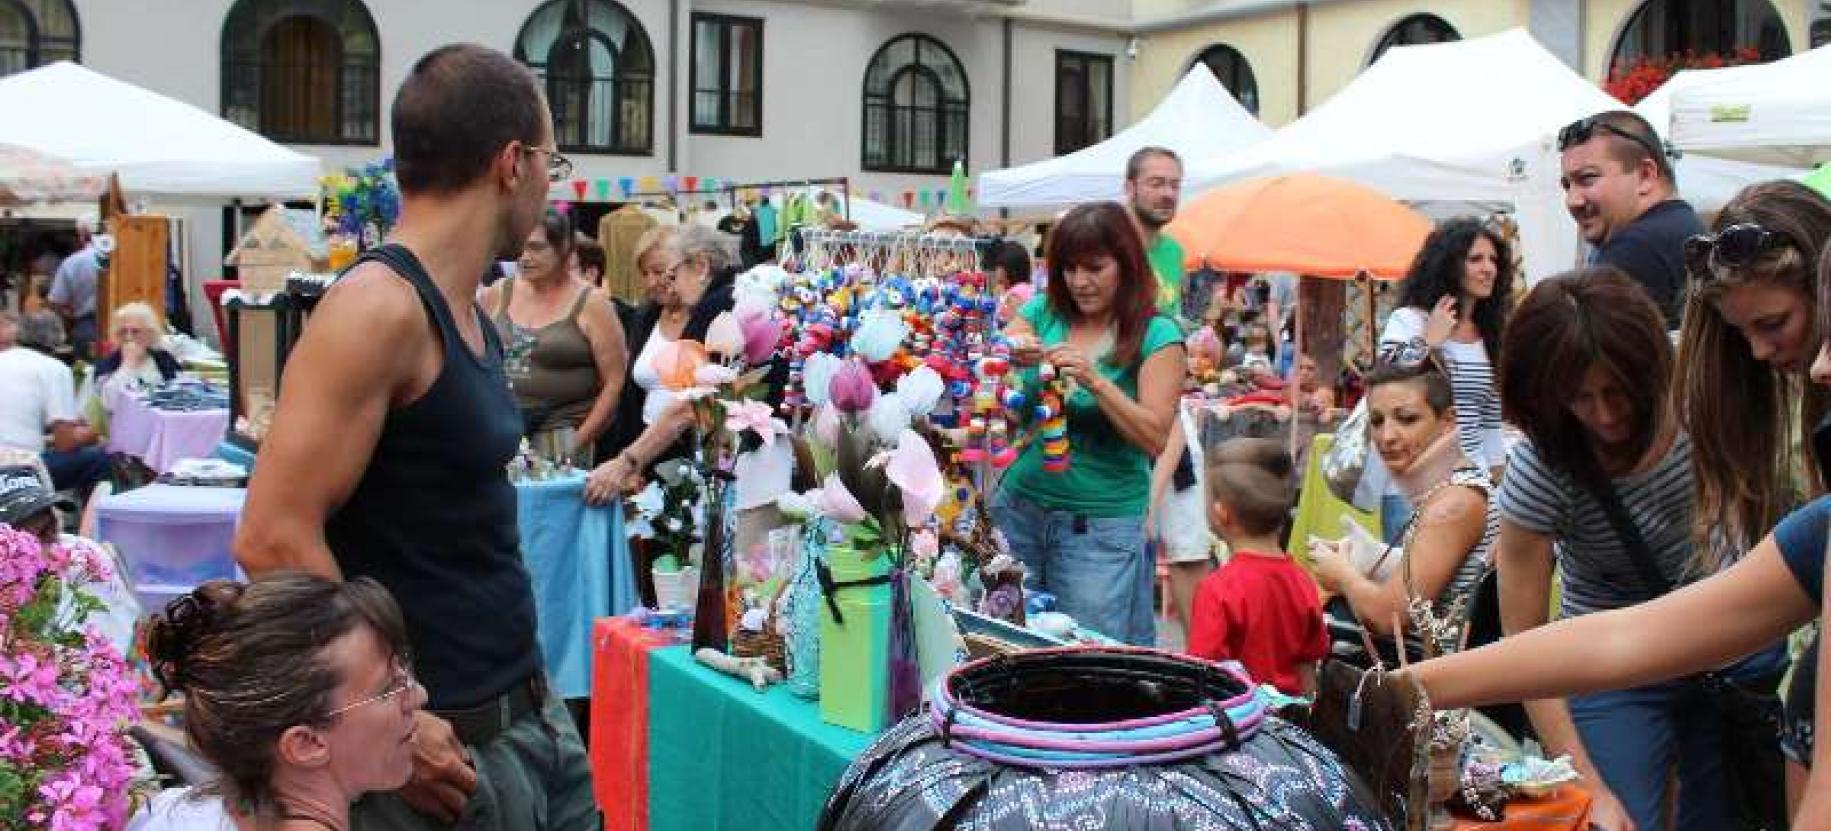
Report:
312,260,426,328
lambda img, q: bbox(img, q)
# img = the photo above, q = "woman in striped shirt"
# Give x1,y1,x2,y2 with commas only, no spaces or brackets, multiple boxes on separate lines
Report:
1370,218,1512,541
1490,267,1741,831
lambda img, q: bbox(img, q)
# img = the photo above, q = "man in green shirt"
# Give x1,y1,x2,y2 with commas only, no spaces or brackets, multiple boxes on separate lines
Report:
1123,146,1185,317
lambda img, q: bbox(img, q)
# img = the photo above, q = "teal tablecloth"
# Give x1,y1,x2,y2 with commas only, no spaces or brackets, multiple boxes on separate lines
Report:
516,474,637,698
646,645,873,831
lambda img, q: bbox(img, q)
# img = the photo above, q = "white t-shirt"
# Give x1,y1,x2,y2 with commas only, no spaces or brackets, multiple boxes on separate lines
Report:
0,346,78,451
127,788,232,831
631,326,679,426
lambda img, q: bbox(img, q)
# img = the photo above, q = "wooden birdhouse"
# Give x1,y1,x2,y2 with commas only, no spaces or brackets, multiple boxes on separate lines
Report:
225,205,329,293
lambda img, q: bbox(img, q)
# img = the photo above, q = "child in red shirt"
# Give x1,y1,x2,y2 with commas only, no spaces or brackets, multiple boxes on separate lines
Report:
1186,438,1330,696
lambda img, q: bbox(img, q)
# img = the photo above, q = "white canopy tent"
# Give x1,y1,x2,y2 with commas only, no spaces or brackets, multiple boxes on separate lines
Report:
1633,68,1806,212
0,62,320,203
1183,29,1629,283
822,188,925,230
978,65,1269,209
1667,45,1831,168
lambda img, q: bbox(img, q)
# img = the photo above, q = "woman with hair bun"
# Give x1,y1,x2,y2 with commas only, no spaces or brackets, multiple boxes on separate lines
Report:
130,574,426,831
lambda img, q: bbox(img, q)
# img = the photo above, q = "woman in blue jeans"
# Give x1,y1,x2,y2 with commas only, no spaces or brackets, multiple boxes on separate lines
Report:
1490,268,1787,830
993,202,1184,646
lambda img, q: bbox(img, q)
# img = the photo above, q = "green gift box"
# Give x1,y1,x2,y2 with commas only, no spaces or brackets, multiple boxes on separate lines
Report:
819,540,892,733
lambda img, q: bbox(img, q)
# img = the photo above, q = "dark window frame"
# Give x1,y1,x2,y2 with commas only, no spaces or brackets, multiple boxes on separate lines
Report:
1053,49,1113,155
0,0,81,78
1190,43,1259,115
689,12,763,137
861,33,970,176
1611,0,1791,69
220,0,381,146
1368,12,1460,66
515,0,656,156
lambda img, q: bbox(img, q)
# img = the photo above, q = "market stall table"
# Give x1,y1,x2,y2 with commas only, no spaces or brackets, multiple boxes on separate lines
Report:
93,484,245,608
105,385,230,473
518,473,638,699
590,617,873,831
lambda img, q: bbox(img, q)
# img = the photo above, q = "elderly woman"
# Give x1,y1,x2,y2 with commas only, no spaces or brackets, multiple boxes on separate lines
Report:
994,201,1186,646
80,301,181,434
585,224,740,503
129,575,426,830
480,210,628,466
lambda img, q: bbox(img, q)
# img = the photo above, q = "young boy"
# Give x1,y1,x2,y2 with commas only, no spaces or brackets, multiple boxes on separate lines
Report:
1186,438,1330,696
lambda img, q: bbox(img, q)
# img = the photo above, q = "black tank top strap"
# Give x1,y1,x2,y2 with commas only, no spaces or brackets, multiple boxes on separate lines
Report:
356,243,499,365
355,243,456,343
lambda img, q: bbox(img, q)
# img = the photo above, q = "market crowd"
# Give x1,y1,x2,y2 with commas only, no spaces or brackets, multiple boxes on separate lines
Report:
0,37,1808,831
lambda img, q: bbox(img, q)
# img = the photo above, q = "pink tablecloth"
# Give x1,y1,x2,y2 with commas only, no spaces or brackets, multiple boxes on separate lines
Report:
105,388,230,473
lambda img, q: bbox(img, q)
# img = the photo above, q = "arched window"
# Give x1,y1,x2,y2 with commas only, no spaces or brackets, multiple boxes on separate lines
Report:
1191,44,1258,115
0,0,79,78
516,0,654,155
862,34,968,175
221,0,379,144
1610,0,1789,71
1369,13,1459,65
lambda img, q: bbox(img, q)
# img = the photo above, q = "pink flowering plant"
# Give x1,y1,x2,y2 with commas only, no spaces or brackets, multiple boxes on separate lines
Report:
0,524,141,831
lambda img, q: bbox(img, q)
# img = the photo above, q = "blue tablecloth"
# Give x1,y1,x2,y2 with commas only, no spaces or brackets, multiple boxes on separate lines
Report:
517,474,637,698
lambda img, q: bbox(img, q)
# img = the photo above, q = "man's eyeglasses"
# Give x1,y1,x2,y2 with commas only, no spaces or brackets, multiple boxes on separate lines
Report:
521,145,574,183
1684,224,1788,277
325,657,419,719
1557,116,1670,171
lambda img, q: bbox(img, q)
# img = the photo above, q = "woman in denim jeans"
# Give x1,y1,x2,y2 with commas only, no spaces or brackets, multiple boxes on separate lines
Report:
993,202,1185,646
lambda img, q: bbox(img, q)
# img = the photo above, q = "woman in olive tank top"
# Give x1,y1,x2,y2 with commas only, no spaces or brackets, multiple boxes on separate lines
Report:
480,210,628,467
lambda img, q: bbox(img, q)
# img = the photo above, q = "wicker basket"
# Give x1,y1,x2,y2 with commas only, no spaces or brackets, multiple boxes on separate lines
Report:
731,628,787,674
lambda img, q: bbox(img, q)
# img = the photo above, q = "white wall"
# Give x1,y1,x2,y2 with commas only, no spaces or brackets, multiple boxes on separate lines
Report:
1007,23,1131,169
61,0,1125,336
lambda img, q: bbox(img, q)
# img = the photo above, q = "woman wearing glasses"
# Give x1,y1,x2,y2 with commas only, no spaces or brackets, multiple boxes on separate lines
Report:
130,574,426,830
584,224,740,504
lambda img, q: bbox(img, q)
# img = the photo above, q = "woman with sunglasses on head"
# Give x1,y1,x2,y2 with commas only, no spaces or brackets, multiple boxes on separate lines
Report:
130,574,426,830
1405,248,1831,828
1672,180,1831,822
1308,360,1496,666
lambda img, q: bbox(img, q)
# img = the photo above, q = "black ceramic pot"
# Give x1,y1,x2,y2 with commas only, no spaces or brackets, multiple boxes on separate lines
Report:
819,647,1392,831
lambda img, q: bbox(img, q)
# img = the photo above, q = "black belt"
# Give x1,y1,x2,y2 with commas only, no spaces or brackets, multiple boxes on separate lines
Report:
435,673,547,747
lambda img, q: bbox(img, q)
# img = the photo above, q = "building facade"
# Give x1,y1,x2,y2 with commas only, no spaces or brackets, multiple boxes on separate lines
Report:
1,0,1823,323
1131,0,1819,129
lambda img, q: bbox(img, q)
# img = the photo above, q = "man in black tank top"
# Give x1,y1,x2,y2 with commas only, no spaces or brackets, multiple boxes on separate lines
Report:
235,45,597,830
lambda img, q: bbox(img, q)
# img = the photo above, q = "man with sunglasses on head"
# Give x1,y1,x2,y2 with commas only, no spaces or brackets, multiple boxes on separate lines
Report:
234,44,596,831
1558,110,1703,329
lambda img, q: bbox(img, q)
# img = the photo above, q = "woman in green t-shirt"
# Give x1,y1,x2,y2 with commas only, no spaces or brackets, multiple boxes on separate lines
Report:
993,202,1187,646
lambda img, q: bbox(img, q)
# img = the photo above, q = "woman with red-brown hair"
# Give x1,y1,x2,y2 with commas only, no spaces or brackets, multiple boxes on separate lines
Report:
993,201,1187,646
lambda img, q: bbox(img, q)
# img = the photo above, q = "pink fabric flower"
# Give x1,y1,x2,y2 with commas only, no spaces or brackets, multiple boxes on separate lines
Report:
829,360,878,415
738,310,785,366
885,429,943,526
813,473,869,524
724,399,786,447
